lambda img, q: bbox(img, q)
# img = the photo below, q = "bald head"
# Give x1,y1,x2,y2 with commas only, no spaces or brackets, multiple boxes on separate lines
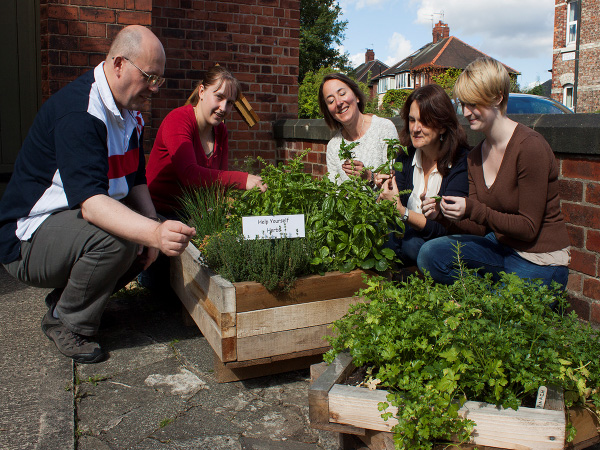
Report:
107,25,165,62
104,25,166,112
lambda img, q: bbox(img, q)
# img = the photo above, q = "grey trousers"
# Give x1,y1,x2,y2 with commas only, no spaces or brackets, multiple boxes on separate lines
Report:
4,209,139,335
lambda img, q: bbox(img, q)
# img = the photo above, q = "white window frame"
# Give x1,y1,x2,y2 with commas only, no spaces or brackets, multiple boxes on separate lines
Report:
566,1,578,46
563,84,574,110
395,72,412,89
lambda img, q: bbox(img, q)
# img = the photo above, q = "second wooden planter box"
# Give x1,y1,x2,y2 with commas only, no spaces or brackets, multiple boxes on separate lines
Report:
309,353,600,450
170,242,369,381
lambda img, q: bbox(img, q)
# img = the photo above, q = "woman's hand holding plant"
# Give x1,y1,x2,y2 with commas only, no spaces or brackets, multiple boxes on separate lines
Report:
246,174,267,192
342,159,370,180
378,176,404,214
440,195,466,221
421,196,441,220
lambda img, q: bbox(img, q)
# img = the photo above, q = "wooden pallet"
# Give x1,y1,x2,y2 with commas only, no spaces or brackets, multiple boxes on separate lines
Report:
170,243,369,381
309,353,600,450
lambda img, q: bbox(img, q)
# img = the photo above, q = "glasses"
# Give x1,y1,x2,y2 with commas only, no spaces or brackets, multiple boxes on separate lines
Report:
122,56,165,88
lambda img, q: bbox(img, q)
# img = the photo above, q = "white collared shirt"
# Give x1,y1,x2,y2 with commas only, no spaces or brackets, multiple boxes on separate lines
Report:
407,148,444,213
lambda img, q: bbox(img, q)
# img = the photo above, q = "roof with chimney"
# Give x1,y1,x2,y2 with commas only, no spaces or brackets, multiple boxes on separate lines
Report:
354,49,389,86
371,22,519,82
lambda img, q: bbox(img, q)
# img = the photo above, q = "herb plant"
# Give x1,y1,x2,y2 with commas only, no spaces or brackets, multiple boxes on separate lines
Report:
338,137,359,162
180,149,407,290
325,252,600,449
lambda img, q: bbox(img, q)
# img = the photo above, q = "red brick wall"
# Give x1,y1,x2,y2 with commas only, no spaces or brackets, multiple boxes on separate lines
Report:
38,0,300,163
151,0,300,163
560,156,600,321
40,0,152,101
552,0,600,112
277,132,600,325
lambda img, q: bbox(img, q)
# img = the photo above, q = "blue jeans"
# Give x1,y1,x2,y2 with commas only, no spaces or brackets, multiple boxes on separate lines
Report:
417,232,569,289
387,227,426,266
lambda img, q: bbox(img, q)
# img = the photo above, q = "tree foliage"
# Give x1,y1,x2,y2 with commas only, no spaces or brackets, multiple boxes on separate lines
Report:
298,67,373,119
380,89,412,116
431,68,463,96
300,0,351,83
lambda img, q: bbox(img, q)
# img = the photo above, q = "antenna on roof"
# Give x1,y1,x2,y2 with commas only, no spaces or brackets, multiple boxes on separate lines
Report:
429,11,444,27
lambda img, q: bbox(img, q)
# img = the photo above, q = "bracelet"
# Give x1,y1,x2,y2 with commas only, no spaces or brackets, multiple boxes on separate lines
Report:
149,216,161,223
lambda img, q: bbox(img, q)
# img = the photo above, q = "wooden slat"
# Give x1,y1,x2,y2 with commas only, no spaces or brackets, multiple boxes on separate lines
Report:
213,351,323,383
234,269,369,312
309,352,357,428
328,384,566,450
178,243,237,315
171,250,237,362
236,295,363,338
236,323,336,361
234,94,259,128
569,407,600,449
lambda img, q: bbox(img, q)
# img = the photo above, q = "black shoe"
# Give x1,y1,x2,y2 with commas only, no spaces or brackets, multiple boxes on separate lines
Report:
41,309,106,364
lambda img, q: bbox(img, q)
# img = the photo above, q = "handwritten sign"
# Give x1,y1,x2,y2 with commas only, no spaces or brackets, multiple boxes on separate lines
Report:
242,214,305,240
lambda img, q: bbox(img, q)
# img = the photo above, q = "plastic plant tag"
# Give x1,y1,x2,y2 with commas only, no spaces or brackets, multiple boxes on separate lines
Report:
535,385,548,409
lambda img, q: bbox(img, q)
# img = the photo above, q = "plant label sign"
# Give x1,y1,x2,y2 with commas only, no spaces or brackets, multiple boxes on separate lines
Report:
242,214,305,240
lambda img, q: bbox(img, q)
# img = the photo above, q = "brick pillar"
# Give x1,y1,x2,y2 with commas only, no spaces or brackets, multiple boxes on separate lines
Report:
559,156,600,322
152,0,300,165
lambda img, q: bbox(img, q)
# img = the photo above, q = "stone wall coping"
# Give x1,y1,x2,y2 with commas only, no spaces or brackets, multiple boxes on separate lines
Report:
274,114,600,156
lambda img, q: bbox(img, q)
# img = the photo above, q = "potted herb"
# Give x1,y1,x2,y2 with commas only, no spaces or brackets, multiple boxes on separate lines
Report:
170,149,406,378
314,253,600,449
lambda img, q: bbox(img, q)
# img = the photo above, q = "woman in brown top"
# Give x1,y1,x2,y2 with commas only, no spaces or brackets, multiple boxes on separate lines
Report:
418,57,570,289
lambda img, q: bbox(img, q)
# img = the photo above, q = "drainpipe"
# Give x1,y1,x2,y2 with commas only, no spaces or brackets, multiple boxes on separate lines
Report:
573,0,582,112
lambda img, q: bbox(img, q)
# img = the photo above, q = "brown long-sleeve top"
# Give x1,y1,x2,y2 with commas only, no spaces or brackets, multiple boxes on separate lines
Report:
440,123,570,253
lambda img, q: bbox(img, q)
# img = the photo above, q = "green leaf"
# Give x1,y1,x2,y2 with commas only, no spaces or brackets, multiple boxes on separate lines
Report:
360,258,376,270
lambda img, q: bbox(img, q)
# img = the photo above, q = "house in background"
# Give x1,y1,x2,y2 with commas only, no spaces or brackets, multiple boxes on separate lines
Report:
551,0,600,112
371,21,519,102
353,49,388,99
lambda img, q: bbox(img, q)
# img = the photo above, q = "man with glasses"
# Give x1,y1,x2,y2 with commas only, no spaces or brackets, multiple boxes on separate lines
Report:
0,25,196,364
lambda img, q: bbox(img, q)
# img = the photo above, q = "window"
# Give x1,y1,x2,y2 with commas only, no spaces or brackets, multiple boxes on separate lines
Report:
395,72,412,89
566,1,578,46
378,77,394,94
563,84,574,109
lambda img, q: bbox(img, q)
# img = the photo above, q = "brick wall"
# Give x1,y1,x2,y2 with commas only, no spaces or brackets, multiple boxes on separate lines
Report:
40,0,152,101
151,0,299,164
38,0,300,163
552,0,600,112
274,115,600,325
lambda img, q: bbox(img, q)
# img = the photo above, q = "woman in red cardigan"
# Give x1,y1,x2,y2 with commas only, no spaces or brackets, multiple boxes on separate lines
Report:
418,57,570,289
146,65,265,216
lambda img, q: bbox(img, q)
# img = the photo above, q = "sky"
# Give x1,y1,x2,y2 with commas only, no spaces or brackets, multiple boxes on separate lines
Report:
337,0,556,90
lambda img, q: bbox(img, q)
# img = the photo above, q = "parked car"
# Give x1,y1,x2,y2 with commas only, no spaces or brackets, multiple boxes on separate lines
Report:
454,93,573,115
506,93,573,114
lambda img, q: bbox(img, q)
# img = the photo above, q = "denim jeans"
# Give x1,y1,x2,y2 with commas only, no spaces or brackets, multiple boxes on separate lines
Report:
417,232,569,289
387,227,426,266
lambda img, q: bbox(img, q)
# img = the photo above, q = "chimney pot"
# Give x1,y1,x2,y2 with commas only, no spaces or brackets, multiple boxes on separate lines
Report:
365,48,375,63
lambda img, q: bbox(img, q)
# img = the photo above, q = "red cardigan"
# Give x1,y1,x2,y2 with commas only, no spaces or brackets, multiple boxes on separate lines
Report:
146,104,248,214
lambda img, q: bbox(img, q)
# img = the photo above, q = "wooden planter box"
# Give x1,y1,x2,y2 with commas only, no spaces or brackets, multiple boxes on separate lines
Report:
170,243,369,381
309,353,600,450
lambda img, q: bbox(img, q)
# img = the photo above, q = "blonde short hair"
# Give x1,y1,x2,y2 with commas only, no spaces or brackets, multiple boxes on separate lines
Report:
453,57,510,114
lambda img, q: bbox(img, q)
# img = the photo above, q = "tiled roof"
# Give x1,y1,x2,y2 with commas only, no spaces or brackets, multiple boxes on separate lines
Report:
371,36,519,82
354,59,389,85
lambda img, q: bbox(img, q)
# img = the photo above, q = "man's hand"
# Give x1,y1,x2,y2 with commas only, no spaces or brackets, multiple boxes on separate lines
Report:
153,220,196,257
137,245,159,270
